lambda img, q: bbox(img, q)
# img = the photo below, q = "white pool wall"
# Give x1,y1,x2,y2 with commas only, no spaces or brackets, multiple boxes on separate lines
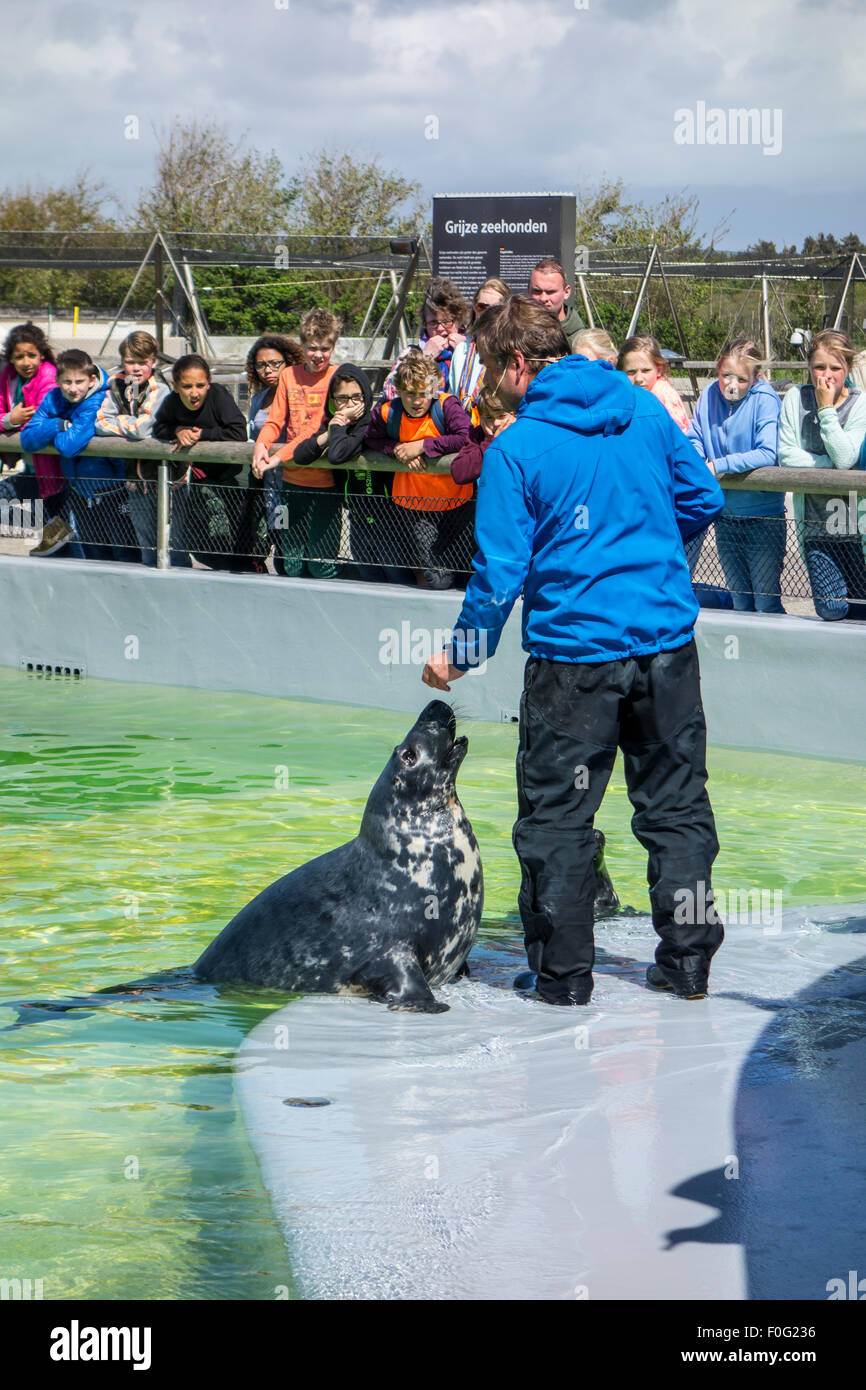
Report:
2,555,864,762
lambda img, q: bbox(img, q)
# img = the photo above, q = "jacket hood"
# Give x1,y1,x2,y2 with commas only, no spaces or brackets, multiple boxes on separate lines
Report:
84,366,110,400
519,354,636,437
327,362,373,415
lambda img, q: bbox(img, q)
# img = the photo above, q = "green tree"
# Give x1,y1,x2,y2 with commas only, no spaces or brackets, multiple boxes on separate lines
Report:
574,178,734,356
200,146,426,334
801,232,866,257
0,169,133,310
135,117,293,234
575,176,730,253
288,148,424,237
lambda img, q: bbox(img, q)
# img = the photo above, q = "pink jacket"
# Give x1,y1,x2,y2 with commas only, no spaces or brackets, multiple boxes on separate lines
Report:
651,375,691,433
0,358,63,496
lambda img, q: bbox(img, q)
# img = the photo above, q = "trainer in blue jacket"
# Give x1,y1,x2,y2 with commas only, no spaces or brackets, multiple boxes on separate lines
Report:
422,296,726,1006
22,349,137,562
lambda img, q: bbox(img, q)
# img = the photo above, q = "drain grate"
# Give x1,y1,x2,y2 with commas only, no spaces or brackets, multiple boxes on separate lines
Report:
20,657,86,679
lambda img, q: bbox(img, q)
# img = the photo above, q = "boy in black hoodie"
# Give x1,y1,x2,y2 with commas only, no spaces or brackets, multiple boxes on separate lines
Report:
292,363,393,581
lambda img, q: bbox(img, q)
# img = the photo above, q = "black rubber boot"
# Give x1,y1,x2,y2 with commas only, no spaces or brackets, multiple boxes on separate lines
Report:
515,970,593,1006
646,963,708,999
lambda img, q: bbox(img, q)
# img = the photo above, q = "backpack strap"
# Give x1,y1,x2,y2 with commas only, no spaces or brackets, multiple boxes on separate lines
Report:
383,399,404,440
386,393,449,437
432,392,449,433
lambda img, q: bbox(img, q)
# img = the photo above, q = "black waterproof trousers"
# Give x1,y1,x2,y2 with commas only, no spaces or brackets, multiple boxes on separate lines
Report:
514,640,723,1001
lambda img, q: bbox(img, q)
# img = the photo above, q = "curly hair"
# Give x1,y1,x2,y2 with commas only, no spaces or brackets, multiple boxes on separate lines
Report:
420,278,471,335
394,350,442,396
299,308,341,344
3,321,55,367
244,334,304,391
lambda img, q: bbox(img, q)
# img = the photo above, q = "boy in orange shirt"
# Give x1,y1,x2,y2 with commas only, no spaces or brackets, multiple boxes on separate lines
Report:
364,351,471,588
251,308,341,577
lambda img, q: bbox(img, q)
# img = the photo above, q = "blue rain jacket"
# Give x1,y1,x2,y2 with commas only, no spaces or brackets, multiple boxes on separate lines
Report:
21,369,119,492
451,355,724,667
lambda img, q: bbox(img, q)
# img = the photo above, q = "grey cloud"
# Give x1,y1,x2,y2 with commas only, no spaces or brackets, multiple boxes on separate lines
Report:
0,0,863,250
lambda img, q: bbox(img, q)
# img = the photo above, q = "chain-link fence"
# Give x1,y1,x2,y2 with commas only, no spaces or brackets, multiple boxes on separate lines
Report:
3,471,866,617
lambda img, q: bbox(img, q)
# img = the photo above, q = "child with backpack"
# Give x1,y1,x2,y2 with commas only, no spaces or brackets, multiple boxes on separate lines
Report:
250,308,341,578
291,363,391,581
365,351,471,588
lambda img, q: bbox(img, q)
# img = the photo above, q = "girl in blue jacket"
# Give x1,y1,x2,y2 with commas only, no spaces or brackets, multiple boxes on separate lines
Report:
21,349,138,562
687,338,783,613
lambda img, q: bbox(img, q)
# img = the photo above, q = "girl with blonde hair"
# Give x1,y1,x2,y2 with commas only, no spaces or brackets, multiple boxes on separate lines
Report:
778,329,866,620
618,334,690,431
687,337,784,612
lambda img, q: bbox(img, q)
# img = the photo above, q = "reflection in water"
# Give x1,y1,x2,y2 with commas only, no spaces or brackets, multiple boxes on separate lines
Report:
665,919,866,1300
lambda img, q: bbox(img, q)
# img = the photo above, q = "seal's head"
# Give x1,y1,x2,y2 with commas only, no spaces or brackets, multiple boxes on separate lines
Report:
360,701,470,848
390,700,467,803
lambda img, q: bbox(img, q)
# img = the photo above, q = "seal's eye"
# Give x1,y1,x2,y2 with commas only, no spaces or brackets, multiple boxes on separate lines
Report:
401,747,417,766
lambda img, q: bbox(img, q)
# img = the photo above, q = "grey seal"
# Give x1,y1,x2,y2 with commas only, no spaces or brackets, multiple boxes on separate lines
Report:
194,701,483,1013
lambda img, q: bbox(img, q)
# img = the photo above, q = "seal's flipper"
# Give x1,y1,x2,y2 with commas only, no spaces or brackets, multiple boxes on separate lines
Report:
592,829,621,918
357,952,449,1014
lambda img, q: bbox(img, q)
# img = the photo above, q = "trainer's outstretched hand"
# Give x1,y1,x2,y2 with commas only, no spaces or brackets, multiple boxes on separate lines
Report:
422,650,464,691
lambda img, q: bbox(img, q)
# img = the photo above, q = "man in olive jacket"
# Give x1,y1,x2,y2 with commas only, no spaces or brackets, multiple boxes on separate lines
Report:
528,257,585,348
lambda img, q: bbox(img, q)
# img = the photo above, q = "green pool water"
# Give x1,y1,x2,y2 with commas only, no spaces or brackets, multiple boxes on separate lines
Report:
1,668,863,1300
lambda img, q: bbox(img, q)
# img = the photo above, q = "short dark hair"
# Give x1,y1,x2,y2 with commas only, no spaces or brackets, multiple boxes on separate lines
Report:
56,349,97,377
473,295,570,375
3,321,55,367
530,257,569,286
172,353,211,384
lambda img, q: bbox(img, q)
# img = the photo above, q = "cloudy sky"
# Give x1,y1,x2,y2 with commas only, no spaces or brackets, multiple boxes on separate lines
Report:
4,0,862,250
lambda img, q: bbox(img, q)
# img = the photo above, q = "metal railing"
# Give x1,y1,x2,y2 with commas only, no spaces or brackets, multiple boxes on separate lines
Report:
1,434,865,614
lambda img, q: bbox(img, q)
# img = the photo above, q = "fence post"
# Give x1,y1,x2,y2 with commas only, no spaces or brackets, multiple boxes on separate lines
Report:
156,463,170,570
761,275,772,382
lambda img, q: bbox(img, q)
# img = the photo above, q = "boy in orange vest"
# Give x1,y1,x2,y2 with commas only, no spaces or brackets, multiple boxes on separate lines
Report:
364,351,471,588
251,307,341,578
